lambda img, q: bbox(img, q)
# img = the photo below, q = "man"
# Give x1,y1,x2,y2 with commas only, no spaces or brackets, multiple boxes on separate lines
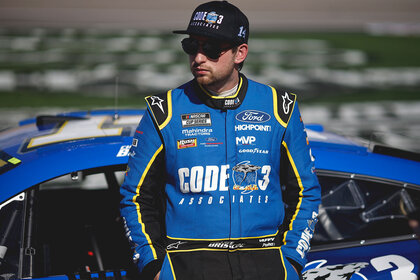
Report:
120,1,321,279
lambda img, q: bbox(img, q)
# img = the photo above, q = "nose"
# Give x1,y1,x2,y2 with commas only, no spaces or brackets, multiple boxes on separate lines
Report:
191,45,207,64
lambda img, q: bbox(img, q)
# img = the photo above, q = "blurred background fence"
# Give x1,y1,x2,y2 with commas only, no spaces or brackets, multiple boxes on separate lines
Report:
0,0,419,151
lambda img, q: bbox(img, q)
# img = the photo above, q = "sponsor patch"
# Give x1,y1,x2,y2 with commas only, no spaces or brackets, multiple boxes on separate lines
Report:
235,124,271,132
200,141,223,148
181,113,211,127
232,162,262,194
238,148,269,154
177,138,197,149
201,137,222,147
236,136,256,145
182,128,213,137
235,110,271,123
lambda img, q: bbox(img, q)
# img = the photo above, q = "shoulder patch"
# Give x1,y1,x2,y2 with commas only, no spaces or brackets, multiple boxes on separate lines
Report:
145,91,171,128
274,89,297,127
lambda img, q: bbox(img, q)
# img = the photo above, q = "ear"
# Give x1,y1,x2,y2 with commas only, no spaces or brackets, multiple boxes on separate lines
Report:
234,43,248,64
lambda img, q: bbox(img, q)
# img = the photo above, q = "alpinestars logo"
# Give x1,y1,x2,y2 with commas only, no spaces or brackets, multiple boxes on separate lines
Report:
150,96,165,113
282,92,293,114
167,241,187,250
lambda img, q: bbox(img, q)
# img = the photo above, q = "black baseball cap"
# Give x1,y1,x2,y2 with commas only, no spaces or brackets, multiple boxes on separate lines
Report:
173,1,249,45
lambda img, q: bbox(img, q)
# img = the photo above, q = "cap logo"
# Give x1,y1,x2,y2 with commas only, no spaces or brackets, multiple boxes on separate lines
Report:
206,11,218,24
238,26,247,39
191,11,224,28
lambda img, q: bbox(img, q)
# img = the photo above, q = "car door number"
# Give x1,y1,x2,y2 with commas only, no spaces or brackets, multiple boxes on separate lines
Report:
370,254,417,280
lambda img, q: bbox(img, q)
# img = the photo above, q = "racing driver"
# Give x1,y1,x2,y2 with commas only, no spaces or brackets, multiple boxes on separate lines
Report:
120,1,321,279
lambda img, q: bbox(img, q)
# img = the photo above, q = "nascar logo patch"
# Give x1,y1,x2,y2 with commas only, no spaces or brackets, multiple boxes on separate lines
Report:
181,113,211,128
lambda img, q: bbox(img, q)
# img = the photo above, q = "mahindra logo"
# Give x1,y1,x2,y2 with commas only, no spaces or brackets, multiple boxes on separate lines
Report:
235,110,271,123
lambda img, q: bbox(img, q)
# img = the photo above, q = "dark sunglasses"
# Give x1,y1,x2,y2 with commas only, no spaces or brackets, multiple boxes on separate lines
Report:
181,38,233,59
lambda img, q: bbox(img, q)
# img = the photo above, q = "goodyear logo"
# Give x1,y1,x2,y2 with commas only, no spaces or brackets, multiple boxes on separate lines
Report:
177,138,197,149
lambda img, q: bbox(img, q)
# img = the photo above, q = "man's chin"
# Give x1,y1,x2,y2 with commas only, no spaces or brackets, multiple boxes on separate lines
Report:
195,75,213,86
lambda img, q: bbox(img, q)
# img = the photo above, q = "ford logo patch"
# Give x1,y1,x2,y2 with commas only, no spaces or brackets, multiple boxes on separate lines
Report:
235,110,271,123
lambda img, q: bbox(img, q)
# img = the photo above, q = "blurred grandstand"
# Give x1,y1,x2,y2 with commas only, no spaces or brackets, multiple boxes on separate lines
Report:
0,0,419,152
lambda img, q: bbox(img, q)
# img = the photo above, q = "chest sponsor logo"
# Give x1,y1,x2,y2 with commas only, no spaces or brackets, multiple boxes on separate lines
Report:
182,128,213,137
177,138,197,149
177,162,271,195
236,136,256,145
235,124,271,132
235,110,271,123
181,113,211,127
238,148,269,154
232,161,270,194
177,163,271,206
200,137,223,148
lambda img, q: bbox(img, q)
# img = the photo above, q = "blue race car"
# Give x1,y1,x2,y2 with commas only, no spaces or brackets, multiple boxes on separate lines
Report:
0,110,419,280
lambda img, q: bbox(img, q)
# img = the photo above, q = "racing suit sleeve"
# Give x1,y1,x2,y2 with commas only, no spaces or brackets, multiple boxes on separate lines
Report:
279,101,321,272
120,108,166,279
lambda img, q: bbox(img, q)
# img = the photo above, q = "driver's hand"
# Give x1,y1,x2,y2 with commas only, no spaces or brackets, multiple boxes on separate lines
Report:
154,271,161,280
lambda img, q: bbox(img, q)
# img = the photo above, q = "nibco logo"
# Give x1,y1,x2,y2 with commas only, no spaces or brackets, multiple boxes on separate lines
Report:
235,110,271,123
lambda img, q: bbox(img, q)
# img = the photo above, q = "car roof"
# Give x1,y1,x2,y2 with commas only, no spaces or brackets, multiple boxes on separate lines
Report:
306,124,420,187
0,109,144,203
1,110,419,203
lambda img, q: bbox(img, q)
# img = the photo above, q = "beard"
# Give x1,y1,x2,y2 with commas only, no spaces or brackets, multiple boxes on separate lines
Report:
191,64,237,92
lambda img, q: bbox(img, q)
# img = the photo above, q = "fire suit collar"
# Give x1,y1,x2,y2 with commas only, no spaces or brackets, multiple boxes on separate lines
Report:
192,73,248,110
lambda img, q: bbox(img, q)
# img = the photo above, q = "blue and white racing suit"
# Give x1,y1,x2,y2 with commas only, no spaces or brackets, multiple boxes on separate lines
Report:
120,74,321,279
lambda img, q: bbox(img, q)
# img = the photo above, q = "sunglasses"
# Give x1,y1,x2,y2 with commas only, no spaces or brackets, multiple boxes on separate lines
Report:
181,38,233,59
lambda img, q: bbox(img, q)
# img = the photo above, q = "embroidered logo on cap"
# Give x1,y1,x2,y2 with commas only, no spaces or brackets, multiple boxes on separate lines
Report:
190,11,224,29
